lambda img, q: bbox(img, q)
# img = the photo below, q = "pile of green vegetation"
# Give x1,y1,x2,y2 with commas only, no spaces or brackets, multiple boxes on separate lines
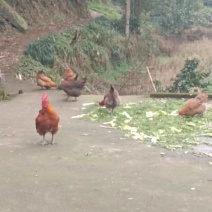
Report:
83,99,212,150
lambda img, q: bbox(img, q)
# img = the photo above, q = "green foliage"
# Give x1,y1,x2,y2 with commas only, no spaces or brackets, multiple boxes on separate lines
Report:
113,14,140,34
24,37,55,68
139,14,159,58
107,62,131,81
87,1,122,20
84,100,212,150
22,17,137,82
21,10,159,86
151,0,202,35
168,57,211,92
195,6,212,27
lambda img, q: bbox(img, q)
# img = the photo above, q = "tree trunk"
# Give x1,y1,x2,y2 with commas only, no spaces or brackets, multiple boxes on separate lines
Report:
133,0,141,18
125,0,130,37
0,0,28,32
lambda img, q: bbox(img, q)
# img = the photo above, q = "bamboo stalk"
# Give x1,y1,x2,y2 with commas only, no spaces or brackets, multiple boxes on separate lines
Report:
146,66,157,92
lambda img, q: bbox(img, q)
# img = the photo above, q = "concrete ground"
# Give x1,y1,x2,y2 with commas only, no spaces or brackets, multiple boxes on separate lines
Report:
0,90,212,212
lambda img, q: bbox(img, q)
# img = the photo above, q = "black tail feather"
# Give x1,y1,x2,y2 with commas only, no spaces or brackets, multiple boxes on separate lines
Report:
110,85,114,93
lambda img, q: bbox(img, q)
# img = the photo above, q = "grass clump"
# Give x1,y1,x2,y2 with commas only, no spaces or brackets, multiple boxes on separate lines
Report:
84,99,212,150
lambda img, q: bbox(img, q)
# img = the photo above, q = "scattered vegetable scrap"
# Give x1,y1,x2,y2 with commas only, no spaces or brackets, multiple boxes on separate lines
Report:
83,99,212,150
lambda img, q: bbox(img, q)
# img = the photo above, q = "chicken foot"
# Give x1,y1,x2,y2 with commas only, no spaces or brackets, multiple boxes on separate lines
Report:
41,135,48,145
66,96,77,101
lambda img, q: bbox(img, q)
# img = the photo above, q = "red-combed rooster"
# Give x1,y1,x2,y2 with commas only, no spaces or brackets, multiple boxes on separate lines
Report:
178,90,208,116
35,93,60,145
99,85,120,114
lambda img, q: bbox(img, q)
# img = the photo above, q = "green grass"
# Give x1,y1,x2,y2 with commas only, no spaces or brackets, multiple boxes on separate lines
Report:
103,61,131,81
87,1,122,20
83,99,212,150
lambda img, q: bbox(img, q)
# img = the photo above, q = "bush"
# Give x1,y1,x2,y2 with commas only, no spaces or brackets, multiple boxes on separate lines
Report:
151,0,201,35
24,37,55,68
168,57,211,92
113,14,140,34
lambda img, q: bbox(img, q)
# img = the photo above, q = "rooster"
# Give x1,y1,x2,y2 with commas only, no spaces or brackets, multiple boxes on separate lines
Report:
178,90,208,116
61,76,86,101
35,93,60,145
99,85,120,114
36,70,57,89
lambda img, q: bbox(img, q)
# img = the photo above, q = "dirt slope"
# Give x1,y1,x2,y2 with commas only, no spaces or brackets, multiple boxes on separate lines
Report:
0,10,101,94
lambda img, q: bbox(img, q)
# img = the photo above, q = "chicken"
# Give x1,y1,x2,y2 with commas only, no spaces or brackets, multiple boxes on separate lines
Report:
35,93,60,145
64,68,76,80
61,76,86,101
178,90,208,116
36,70,57,89
99,85,120,114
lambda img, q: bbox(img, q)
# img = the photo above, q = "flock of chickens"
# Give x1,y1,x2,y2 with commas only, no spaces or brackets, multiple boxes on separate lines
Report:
35,68,208,145
35,68,120,145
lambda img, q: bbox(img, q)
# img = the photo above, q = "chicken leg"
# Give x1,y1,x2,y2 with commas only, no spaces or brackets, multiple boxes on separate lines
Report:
51,134,55,145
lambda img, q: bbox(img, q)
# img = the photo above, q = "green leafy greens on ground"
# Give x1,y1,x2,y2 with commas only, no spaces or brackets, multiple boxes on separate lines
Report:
83,99,212,150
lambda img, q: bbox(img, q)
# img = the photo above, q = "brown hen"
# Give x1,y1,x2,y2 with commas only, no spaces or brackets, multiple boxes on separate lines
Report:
178,90,208,116
36,71,57,89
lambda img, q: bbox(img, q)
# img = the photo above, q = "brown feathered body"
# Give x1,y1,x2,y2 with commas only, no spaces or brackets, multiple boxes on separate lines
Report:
61,77,86,100
178,90,208,116
99,85,120,114
36,71,57,89
35,93,60,145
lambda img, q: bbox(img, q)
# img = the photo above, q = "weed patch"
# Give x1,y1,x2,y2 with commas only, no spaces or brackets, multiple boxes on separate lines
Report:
87,1,122,20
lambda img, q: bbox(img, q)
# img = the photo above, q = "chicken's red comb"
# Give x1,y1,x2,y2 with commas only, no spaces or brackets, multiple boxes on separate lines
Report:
178,110,183,116
99,100,104,106
42,93,48,101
